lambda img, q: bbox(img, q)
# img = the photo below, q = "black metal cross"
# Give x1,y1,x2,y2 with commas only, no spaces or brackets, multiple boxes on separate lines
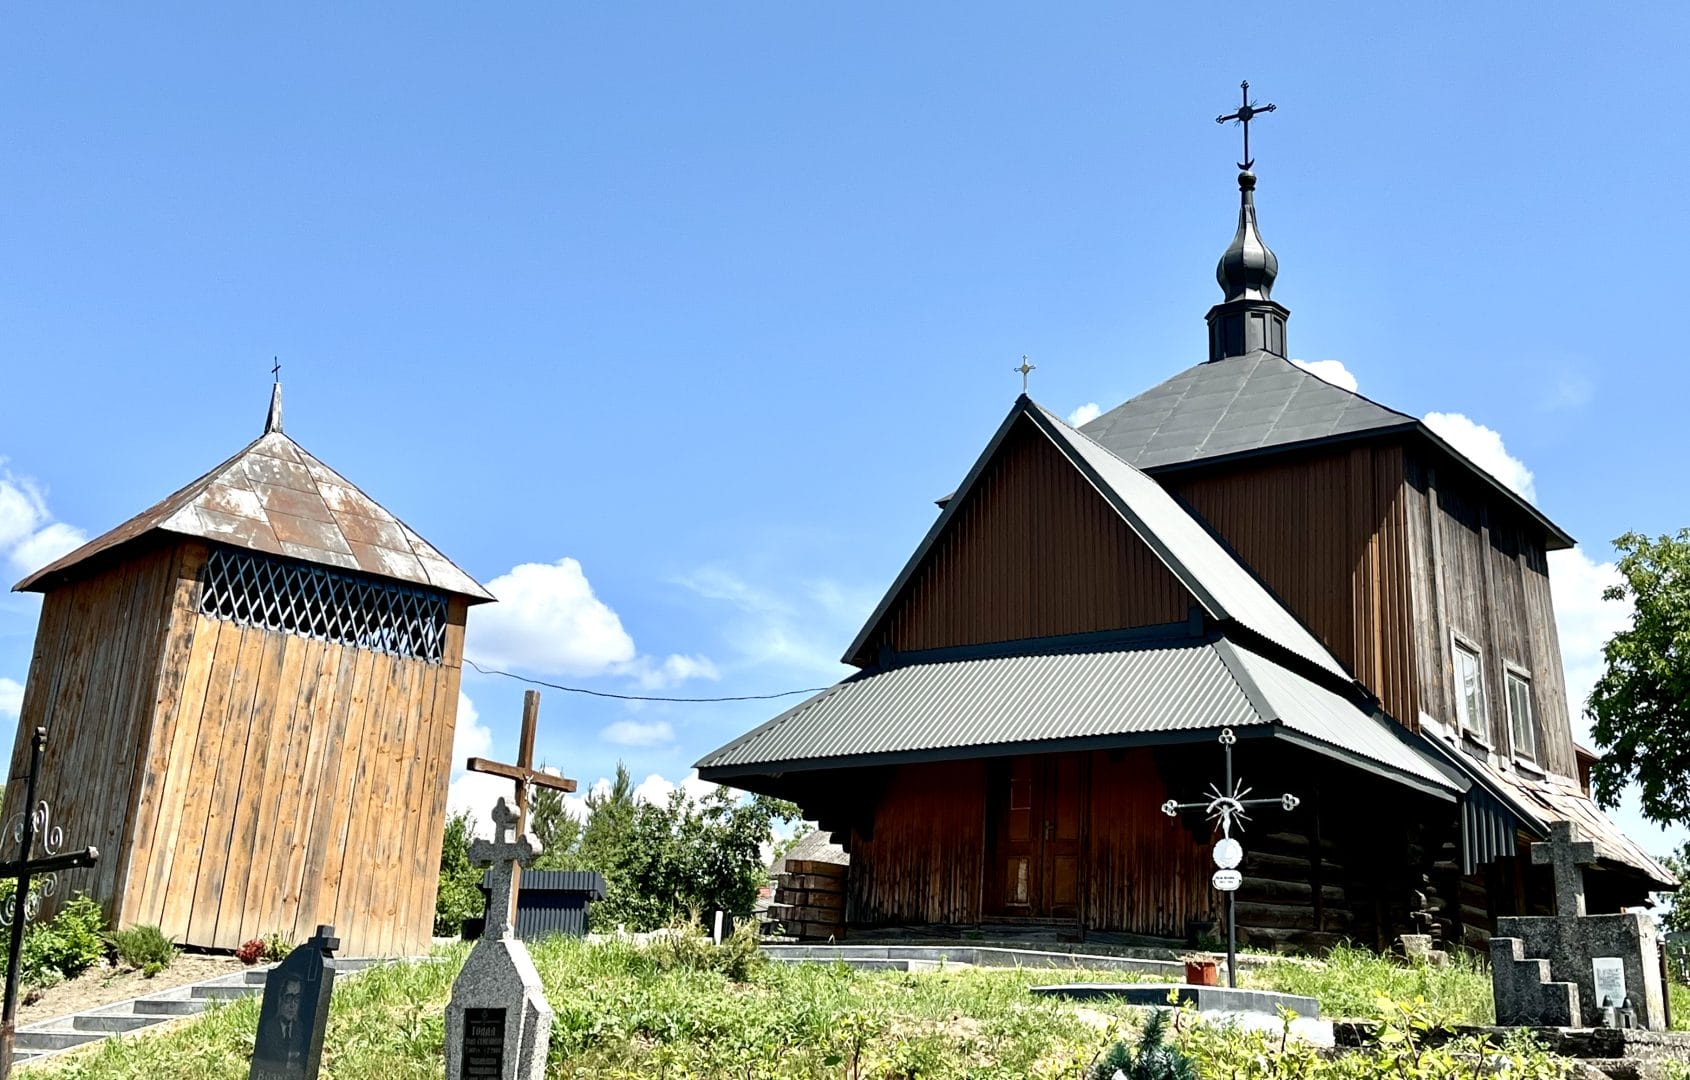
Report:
1215,80,1276,170
271,357,281,383
0,728,97,1078
1161,727,1298,988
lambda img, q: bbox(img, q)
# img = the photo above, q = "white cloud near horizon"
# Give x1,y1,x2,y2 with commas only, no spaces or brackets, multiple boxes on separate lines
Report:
1067,402,1101,427
1422,412,1537,502
674,565,867,681
0,678,22,722
601,718,676,747
0,465,87,577
1291,358,1360,393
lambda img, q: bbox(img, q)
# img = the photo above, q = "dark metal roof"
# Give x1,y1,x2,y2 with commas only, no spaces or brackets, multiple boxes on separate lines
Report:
487,869,608,898
15,428,493,601
697,633,1459,799
1077,352,1574,549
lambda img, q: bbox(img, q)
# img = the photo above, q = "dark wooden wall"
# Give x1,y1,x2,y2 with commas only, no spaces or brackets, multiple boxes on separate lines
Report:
847,760,986,925
857,417,1191,662
1084,750,1211,937
3,543,179,920
1165,443,1419,728
1401,454,1577,778
4,539,466,958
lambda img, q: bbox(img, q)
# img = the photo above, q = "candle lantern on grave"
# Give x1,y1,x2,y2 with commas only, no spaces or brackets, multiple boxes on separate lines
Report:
1161,728,1299,989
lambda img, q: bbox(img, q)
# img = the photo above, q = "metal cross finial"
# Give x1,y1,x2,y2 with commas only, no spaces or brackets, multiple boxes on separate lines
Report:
1215,80,1276,170
1014,356,1036,395
271,357,281,384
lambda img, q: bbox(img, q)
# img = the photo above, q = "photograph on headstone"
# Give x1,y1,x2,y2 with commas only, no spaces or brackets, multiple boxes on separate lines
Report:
249,925,339,1080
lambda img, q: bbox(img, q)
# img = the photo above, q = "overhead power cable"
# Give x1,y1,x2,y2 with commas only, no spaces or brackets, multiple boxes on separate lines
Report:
464,658,831,703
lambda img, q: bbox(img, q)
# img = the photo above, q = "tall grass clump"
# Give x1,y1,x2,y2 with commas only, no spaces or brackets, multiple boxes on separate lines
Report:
1240,942,1495,1023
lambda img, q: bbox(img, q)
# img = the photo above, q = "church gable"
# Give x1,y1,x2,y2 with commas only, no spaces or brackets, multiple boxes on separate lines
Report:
849,413,1193,665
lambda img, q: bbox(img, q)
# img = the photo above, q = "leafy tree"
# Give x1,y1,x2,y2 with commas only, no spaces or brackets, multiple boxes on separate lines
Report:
433,810,486,937
1659,843,1689,936
1587,529,1690,825
578,762,638,874
588,780,798,932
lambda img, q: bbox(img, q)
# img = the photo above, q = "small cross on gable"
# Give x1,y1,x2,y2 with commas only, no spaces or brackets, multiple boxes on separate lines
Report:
1531,820,1597,917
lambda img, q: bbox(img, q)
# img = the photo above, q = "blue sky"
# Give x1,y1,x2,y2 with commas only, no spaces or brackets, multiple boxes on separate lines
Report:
1,6,1685,862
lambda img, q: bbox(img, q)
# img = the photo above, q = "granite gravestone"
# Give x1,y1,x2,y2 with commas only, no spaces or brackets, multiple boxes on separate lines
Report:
445,799,553,1080
1490,823,1667,1030
250,925,339,1080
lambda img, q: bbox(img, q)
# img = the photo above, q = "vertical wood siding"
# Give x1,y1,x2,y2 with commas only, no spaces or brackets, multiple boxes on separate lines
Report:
865,418,1191,659
848,760,986,925
1402,455,1577,778
7,539,466,957
1166,444,1419,728
2,544,179,920
1083,750,1211,937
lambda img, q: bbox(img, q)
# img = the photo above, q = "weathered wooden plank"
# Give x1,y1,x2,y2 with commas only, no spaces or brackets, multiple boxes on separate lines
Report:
242,634,323,943
278,641,352,938
344,650,410,956
381,657,435,956
402,602,467,956
305,646,376,945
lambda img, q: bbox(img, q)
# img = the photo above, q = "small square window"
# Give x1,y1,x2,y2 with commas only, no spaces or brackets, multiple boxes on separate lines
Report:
1453,641,1486,738
1506,671,1536,762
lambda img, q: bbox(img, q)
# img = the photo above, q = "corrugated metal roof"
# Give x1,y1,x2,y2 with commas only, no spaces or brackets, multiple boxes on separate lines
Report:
15,429,492,601
697,636,1458,797
1077,351,1573,549
1032,403,1348,681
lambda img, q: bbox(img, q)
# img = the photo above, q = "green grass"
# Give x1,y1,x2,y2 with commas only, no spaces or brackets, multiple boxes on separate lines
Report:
1239,943,1495,1024
1672,979,1689,1032
29,937,1605,1078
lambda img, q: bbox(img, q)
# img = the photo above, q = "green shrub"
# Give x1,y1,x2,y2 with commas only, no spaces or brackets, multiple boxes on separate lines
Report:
260,931,291,962
433,810,484,938
108,924,176,977
20,893,107,986
1092,1010,1195,1080
645,917,766,982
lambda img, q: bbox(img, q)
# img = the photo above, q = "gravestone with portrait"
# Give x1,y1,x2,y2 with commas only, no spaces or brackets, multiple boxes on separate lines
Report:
1490,823,1667,1030
249,924,339,1080
445,799,553,1080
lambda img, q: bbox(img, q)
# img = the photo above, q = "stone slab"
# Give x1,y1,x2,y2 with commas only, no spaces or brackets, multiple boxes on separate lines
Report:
1029,982,1320,1019
1495,911,1666,1030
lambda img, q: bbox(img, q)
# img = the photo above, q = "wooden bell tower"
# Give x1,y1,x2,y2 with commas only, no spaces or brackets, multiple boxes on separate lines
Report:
3,384,493,956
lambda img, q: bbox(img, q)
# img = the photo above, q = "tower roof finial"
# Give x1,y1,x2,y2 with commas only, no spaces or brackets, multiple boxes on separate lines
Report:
1205,83,1290,362
265,358,284,434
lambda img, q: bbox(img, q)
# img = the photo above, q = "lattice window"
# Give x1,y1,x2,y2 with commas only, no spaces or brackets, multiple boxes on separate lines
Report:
199,546,447,662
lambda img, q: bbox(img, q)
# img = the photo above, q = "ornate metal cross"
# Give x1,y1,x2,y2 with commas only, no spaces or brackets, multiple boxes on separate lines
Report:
1014,356,1036,394
465,691,576,911
1531,820,1596,918
1215,80,1276,170
1161,727,1298,988
467,798,541,940
0,729,97,1078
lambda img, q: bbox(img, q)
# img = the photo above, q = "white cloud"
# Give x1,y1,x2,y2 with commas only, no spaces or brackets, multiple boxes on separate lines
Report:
467,558,637,675
601,718,676,747
1548,547,1631,744
0,678,22,722
674,566,867,680
1291,359,1360,393
617,652,721,690
0,466,86,576
1421,412,1537,502
632,770,719,806
450,690,492,764
1067,402,1101,427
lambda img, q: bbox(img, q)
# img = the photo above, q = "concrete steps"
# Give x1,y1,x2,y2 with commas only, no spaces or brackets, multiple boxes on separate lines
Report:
761,943,1184,979
14,956,388,1068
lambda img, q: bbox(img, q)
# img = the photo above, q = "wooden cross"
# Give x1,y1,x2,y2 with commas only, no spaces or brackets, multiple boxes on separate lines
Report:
1014,356,1036,394
464,691,576,909
0,729,97,1079
1215,80,1276,170
1531,820,1596,918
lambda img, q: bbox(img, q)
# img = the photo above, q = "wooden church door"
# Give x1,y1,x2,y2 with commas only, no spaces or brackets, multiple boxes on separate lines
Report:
988,755,1082,919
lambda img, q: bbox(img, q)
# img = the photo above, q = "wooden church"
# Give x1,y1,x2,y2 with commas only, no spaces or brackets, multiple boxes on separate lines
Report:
699,152,1675,951
5,385,491,957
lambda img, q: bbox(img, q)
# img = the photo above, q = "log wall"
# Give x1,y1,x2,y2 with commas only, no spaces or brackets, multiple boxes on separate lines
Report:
859,417,1191,662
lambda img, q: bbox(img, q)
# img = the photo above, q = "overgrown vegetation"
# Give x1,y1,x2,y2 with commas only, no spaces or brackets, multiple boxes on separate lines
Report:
1239,943,1496,1025
107,923,176,977
32,934,1589,1079
434,764,799,936
20,894,107,989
